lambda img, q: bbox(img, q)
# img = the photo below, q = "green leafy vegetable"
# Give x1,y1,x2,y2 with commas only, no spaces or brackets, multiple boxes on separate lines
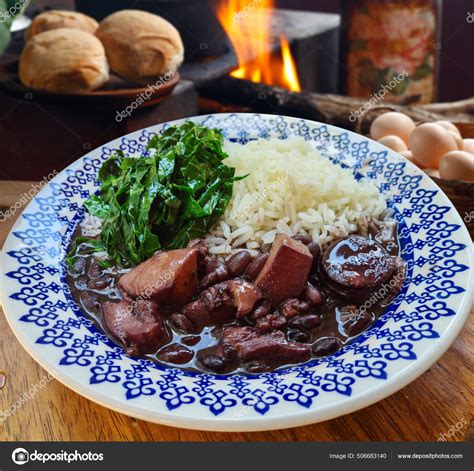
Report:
68,122,241,267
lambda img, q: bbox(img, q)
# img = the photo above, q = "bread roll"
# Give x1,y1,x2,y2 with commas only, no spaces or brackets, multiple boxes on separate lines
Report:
19,28,109,93
96,10,183,85
25,10,98,41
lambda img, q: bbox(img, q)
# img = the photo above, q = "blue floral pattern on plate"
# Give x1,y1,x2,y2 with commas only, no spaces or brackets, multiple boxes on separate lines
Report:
1,114,472,430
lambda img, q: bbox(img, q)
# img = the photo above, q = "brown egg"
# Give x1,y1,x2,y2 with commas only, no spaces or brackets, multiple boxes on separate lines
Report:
423,168,440,178
435,120,461,136
399,150,425,168
463,139,474,154
378,135,408,152
409,123,457,169
448,130,464,150
370,112,416,145
439,151,474,182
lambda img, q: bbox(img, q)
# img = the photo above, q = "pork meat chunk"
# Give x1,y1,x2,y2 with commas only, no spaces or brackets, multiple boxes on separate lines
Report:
255,234,313,306
216,326,311,366
102,299,170,356
173,279,263,333
118,247,199,306
226,279,263,318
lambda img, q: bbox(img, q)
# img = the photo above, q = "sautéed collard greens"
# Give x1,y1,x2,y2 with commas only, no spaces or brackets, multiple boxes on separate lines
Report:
67,122,241,267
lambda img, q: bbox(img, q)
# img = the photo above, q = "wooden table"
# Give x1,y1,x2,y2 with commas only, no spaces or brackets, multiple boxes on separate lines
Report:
1,181,472,442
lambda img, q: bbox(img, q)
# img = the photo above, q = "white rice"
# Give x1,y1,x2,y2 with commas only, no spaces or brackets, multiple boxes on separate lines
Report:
205,137,388,257
80,212,103,237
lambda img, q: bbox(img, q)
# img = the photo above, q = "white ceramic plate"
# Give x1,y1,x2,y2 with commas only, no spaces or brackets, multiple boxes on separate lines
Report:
1,113,472,431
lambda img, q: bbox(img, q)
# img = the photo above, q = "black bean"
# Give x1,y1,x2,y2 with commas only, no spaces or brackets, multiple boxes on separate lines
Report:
87,276,113,291
227,251,253,277
244,253,268,280
312,337,342,357
181,335,201,346
157,344,194,364
199,264,229,290
71,257,86,276
344,311,373,337
199,354,226,373
293,234,312,245
252,301,272,320
288,314,321,331
87,258,103,279
170,313,195,333
303,283,324,306
298,301,310,313
287,330,310,343
307,242,321,262
80,291,100,314
309,272,321,285
203,256,222,273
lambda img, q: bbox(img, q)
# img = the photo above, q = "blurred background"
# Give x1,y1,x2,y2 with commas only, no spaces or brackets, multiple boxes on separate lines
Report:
277,0,473,102
0,0,472,181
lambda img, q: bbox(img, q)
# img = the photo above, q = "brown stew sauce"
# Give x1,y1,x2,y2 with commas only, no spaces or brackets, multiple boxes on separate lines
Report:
67,226,403,374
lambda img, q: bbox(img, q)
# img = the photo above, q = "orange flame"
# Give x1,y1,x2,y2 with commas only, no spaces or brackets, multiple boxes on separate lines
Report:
216,0,301,92
280,36,301,92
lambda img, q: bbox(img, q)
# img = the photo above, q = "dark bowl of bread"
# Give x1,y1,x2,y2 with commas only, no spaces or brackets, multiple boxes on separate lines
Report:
4,9,184,103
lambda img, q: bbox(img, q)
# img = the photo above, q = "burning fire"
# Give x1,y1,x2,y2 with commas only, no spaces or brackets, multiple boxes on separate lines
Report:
216,0,301,92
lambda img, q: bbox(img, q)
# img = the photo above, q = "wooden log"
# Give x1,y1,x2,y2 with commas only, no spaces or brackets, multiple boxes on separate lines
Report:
199,76,474,135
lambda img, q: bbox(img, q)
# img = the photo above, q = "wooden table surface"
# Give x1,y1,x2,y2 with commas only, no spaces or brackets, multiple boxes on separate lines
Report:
0,180,472,442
